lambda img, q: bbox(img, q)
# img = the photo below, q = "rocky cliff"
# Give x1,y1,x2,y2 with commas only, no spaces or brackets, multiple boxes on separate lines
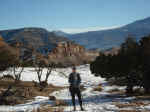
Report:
48,42,99,66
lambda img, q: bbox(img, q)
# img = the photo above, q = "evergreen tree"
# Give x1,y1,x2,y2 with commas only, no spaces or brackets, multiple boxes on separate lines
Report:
90,37,141,93
139,35,150,93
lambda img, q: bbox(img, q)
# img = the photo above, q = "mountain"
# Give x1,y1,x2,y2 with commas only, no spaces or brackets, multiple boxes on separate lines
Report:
52,30,69,37
0,28,99,66
0,27,71,53
64,17,150,50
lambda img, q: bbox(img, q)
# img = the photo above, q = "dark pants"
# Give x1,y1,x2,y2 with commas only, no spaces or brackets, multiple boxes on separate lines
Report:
69,86,83,108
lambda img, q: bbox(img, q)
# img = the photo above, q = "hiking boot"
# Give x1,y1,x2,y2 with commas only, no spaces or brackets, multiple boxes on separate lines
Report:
81,107,84,111
73,107,76,111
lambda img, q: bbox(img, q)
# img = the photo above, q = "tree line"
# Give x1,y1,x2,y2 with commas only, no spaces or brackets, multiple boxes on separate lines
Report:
90,35,150,94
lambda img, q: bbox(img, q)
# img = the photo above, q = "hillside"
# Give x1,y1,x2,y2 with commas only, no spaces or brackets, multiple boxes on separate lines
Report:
0,28,99,66
0,35,18,71
0,35,17,56
0,27,71,54
63,17,150,50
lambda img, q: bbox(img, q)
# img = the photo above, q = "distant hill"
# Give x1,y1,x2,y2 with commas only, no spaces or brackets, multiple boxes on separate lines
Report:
0,27,71,53
52,30,69,37
60,17,150,50
0,28,99,66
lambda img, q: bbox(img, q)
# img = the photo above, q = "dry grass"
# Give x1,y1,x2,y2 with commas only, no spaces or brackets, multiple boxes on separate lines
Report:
55,100,68,106
108,88,120,92
30,97,67,112
108,88,125,94
114,101,149,109
119,110,150,112
93,83,103,92
31,105,64,112
135,95,150,100
0,80,65,105
0,80,64,93
80,85,86,91
0,80,15,87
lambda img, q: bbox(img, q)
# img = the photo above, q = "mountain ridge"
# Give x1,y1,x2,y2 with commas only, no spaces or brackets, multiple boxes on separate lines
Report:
55,17,150,50
0,27,71,54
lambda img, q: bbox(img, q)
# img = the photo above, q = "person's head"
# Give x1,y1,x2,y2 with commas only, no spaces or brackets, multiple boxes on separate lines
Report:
72,66,76,73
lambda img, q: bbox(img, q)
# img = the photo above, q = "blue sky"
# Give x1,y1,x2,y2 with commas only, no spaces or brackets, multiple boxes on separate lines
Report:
0,0,150,33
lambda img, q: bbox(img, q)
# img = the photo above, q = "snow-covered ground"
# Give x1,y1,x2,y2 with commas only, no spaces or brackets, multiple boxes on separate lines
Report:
1,64,150,112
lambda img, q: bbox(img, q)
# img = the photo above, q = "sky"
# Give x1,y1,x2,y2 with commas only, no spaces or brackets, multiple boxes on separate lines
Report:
0,0,150,33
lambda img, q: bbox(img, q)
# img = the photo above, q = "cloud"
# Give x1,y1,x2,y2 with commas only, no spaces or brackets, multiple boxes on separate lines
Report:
61,26,121,34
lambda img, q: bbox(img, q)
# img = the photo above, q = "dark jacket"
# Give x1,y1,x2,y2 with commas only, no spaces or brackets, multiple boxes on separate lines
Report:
69,72,81,88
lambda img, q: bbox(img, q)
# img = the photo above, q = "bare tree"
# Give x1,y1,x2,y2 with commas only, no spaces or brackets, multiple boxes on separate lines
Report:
12,60,24,81
34,60,45,83
34,59,55,88
45,63,54,83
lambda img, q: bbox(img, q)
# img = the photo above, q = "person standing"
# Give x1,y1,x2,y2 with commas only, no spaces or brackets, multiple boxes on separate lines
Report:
68,67,84,111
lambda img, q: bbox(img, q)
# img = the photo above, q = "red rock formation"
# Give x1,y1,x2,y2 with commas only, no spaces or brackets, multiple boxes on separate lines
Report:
48,42,99,66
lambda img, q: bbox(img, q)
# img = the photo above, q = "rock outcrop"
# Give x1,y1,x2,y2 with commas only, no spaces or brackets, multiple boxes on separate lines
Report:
48,42,99,66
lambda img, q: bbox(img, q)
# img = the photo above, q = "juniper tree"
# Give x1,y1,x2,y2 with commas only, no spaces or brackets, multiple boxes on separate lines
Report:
90,37,141,93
